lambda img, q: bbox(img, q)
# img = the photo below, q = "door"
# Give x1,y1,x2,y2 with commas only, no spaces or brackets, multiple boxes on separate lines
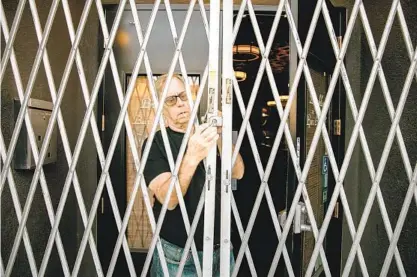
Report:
97,5,210,276
96,2,346,277
289,1,346,276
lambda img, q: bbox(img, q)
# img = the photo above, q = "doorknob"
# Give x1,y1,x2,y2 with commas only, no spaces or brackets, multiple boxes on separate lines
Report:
278,202,312,234
294,202,312,234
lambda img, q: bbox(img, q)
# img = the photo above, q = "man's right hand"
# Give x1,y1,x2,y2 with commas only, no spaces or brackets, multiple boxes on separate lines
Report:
186,123,219,164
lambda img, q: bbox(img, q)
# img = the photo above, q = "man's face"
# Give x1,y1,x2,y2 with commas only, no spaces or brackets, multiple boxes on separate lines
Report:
163,77,191,129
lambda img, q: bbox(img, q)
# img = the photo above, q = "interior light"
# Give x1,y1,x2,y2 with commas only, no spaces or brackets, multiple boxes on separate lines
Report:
234,71,247,82
233,45,261,62
267,96,289,107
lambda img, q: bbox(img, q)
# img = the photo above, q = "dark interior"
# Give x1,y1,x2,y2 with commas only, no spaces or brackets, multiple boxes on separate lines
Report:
231,11,290,277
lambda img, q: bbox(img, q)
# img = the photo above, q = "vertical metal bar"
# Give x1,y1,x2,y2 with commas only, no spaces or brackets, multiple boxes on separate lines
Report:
289,0,298,146
220,0,233,275
203,1,220,275
0,16,2,271
0,14,3,275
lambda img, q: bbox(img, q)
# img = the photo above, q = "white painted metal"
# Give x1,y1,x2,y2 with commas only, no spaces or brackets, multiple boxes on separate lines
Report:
220,0,233,276
0,11,2,276
1,0,416,276
203,0,220,276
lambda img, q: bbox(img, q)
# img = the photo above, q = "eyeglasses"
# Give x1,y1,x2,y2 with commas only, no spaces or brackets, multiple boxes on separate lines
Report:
164,91,188,106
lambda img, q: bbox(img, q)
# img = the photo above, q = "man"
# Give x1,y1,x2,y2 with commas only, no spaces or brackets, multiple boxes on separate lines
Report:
143,73,245,276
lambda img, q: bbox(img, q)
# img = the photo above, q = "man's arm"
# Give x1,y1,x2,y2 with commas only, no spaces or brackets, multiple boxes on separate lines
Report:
231,144,245,179
148,123,218,210
149,152,199,210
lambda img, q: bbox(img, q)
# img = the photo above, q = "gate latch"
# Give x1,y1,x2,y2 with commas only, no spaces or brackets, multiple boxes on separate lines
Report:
278,202,312,234
201,113,223,127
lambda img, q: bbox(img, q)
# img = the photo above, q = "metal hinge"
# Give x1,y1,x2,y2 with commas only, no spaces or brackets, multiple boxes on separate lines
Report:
334,119,341,136
101,114,105,132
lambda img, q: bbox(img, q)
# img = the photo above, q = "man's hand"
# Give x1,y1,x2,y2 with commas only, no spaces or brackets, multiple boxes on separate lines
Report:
186,123,219,164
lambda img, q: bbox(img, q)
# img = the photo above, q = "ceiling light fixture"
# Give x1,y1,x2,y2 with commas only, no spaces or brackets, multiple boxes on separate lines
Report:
267,96,289,107
233,45,260,62
234,71,247,82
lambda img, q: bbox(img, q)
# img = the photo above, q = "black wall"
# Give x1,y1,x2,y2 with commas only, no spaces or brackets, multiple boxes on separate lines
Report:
1,0,99,276
343,0,417,276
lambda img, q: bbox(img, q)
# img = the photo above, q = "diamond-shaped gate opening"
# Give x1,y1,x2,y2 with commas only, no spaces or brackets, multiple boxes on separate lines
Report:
3,1,417,277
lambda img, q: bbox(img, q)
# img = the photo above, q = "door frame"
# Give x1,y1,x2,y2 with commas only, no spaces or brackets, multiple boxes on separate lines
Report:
96,4,212,276
288,1,346,276
96,2,345,276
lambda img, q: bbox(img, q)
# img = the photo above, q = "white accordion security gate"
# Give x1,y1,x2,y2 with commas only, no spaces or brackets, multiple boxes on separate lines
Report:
0,0,417,277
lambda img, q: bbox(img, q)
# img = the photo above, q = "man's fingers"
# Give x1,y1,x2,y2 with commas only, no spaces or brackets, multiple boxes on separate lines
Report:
196,123,210,134
201,126,217,138
205,132,219,144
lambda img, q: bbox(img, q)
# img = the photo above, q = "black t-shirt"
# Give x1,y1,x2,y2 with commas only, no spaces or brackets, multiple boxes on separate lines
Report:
143,127,221,250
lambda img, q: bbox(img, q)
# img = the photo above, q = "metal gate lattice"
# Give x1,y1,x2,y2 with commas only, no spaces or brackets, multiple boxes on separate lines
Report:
0,0,416,277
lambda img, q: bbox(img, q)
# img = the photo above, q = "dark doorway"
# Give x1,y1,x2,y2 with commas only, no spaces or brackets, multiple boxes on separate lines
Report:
230,10,290,277
96,3,345,277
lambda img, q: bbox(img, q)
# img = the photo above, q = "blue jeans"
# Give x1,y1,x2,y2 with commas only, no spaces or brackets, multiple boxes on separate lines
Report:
150,239,235,277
